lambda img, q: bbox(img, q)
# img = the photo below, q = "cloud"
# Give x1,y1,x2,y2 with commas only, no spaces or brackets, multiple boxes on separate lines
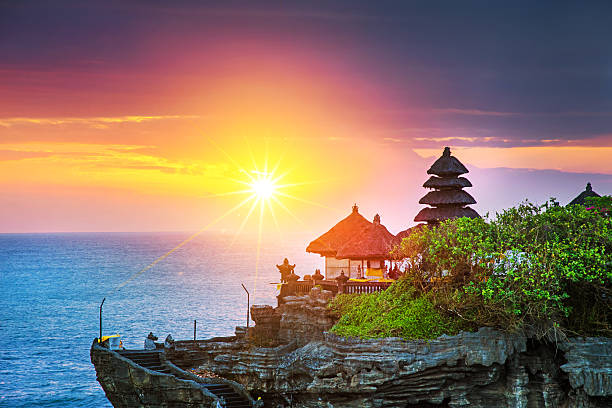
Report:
0,115,201,128
0,141,229,181
0,150,55,161
414,136,480,143
431,108,519,117
431,108,612,118
413,146,612,175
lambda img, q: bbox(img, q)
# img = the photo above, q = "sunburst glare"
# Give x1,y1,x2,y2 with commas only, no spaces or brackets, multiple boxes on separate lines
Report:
251,175,277,200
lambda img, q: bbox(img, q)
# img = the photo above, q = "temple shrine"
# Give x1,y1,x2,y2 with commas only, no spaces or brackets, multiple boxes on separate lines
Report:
306,205,399,280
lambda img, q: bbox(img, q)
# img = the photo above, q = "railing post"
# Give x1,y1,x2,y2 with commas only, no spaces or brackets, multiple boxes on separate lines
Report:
99,297,106,343
241,284,250,329
193,319,197,344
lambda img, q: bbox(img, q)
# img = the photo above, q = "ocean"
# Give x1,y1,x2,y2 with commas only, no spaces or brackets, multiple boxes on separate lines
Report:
0,232,320,407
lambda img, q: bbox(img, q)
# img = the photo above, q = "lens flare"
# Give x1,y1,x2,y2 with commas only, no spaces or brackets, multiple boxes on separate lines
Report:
251,176,277,200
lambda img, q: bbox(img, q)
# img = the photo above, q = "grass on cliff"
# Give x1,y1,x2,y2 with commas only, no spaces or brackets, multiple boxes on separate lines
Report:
328,278,463,340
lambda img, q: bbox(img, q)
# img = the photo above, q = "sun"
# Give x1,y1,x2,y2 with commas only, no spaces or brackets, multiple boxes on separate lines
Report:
251,176,277,200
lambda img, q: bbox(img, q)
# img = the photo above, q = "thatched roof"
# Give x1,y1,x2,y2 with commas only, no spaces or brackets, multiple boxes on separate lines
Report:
335,215,400,260
427,147,468,177
423,176,472,189
419,190,476,206
396,223,427,240
306,204,372,256
569,182,601,206
414,206,480,223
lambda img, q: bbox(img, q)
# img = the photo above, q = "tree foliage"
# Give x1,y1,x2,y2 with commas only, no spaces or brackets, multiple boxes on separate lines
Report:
391,200,611,337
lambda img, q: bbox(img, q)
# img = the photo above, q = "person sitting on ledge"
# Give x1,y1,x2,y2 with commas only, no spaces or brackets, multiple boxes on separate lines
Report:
164,334,175,350
335,270,349,284
144,332,158,350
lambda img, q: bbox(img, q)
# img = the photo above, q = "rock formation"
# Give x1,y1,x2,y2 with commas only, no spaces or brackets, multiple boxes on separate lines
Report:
164,288,612,408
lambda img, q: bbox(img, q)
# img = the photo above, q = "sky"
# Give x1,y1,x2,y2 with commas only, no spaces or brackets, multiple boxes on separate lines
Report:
1,0,611,234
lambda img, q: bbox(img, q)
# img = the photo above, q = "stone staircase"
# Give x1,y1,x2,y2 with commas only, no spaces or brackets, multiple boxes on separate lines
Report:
200,383,252,408
118,350,252,407
118,350,171,374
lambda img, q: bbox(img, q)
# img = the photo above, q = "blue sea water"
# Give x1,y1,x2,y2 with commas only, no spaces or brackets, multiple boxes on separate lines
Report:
0,232,319,407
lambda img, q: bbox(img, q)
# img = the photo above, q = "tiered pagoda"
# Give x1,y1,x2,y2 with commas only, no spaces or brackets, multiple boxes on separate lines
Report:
414,147,479,224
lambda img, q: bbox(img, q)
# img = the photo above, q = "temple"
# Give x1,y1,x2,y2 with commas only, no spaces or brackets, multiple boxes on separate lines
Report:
568,182,601,206
306,205,398,279
414,146,480,224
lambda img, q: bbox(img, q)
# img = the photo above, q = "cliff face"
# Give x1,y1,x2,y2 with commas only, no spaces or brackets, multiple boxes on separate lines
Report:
90,343,219,408
167,288,612,408
91,341,257,408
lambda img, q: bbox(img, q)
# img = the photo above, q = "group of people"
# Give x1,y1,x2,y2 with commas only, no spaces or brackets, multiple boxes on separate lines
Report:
144,332,175,350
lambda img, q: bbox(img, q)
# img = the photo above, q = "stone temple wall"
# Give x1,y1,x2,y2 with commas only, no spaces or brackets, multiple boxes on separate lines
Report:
276,286,337,345
249,286,337,347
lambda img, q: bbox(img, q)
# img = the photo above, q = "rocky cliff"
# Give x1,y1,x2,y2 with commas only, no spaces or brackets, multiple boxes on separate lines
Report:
166,288,612,408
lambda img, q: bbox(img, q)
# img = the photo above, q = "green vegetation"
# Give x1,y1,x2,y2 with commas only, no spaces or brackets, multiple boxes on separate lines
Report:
329,199,611,340
585,195,612,215
328,279,461,339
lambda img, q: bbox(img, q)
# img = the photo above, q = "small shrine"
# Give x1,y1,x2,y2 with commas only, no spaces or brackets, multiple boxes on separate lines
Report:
568,182,601,206
306,204,397,279
276,258,296,283
414,147,480,224
334,213,399,278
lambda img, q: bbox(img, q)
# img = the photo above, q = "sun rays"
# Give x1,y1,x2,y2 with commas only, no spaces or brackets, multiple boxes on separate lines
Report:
196,138,336,302
213,151,292,300
107,137,331,302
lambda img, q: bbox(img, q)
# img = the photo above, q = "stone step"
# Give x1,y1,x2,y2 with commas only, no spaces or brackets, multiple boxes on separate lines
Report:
201,383,251,407
118,352,251,406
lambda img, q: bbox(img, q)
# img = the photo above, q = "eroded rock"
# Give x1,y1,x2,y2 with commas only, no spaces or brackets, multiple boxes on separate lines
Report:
165,289,612,408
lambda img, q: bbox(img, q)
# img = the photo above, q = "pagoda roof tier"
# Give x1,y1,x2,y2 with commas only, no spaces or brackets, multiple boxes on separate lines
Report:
423,176,472,190
568,182,601,206
427,147,468,177
418,190,476,206
414,206,480,223
306,204,373,256
335,219,400,260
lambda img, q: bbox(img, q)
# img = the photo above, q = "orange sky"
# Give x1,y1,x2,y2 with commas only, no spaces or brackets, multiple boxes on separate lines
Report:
1,2,611,234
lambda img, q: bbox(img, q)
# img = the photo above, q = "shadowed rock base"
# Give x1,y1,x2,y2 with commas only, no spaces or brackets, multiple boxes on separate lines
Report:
168,330,612,408
167,290,611,408
94,289,612,407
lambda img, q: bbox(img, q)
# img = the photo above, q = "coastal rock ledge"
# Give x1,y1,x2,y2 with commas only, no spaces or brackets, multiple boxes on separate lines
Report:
166,290,612,408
